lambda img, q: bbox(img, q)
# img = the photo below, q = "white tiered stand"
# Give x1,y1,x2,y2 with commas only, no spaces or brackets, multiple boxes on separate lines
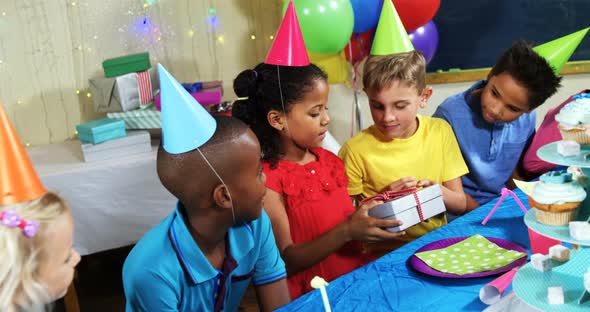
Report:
512,142,590,311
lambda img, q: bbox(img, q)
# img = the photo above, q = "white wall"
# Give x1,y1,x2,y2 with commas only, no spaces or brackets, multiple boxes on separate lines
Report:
327,73,590,145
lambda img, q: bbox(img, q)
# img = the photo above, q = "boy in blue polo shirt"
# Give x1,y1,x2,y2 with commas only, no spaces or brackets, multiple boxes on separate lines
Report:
434,28,588,209
122,65,290,311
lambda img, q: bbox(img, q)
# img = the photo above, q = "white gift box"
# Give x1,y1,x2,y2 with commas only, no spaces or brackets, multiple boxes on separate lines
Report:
79,130,151,162
368,185,446,232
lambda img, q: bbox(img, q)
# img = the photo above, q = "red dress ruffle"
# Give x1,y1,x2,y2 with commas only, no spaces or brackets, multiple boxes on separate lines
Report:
263,148,368,299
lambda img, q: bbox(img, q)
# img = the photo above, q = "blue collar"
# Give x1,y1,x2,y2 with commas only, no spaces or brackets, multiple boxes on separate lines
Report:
464,80,487,114
168,202,255,284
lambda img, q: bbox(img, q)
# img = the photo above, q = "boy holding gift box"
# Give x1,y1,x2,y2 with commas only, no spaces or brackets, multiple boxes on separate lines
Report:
339,0,469,254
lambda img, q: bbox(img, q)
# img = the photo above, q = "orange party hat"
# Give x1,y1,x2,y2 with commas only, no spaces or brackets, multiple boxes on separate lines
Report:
0,103,46,205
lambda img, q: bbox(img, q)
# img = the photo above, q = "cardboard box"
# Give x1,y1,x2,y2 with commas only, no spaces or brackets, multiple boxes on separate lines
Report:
368,185,446,232
76,118,126,144
79,130,151,162
102,52,150,78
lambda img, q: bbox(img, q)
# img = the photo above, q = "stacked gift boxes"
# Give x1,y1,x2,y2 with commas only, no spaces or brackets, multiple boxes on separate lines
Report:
75,117,152,163
81,54,227,162
108,80,225,130
89,52,157,113
75,52,158,162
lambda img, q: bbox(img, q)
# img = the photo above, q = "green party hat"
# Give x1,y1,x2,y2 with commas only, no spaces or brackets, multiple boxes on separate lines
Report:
370,0,414,55
533,27,589,74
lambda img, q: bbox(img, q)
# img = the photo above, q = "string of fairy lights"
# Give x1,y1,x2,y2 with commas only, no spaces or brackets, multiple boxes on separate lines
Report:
67,0,274,96
1,0,278,144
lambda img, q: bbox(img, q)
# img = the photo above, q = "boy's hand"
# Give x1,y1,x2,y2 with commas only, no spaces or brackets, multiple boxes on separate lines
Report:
417,179,436,188
346,199,406,242
385,177,417,192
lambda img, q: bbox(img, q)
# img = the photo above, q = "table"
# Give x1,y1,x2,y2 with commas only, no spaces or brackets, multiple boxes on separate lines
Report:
27,139,176,255
278,189,532,312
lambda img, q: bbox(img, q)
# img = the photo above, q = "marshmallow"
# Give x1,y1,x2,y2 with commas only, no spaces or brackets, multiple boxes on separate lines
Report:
548,245,570,262
548,286,564,304
531,253,552,272
584,268,590,292
557,140,580,157
569,221,590,241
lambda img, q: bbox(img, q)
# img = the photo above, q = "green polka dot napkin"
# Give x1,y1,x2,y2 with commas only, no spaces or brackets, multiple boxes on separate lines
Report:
415,235,526,275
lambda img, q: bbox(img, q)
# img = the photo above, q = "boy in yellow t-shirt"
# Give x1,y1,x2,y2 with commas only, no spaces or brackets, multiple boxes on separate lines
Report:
339,51,469,253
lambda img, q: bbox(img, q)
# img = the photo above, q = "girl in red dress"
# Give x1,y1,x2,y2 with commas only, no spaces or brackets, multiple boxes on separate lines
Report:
232,63,405,299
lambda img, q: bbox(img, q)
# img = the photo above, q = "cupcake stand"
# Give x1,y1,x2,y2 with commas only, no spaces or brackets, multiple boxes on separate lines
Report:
512,142,590,311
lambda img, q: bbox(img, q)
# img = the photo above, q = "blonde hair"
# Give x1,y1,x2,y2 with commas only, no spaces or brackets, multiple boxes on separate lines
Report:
0,192,69,312
363,50,426,94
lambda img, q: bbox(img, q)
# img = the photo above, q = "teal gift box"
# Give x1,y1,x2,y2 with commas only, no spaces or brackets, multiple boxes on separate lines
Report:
76,118,126,144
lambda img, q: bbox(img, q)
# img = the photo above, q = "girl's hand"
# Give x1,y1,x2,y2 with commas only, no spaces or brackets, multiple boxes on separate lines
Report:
346,199,406,242
384,177,417,192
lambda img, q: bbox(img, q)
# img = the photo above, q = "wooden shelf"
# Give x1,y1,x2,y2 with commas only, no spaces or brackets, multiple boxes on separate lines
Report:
426,60,590,85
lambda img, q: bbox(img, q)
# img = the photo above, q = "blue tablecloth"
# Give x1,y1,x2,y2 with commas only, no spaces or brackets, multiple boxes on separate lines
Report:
278,189,531,312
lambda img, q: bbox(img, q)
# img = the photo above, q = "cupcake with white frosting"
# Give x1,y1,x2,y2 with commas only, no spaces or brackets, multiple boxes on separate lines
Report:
555,93,590,144
530,170,586,226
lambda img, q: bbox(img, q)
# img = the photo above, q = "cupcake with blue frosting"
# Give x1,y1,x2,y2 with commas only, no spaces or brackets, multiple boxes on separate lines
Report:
555,93,590,144
530,170,586,225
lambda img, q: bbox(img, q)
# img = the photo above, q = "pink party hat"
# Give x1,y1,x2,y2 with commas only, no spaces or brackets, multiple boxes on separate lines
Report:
265,0,310,66
479,268,519,305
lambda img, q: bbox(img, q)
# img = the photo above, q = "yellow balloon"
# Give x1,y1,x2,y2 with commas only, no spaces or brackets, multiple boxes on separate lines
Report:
309,52,349,84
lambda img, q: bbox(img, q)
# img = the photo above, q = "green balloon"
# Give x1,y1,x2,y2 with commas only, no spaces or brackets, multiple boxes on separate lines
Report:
284,0,354,54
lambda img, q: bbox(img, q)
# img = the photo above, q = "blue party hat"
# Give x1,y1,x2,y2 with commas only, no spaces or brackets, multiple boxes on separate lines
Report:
158,64,217,154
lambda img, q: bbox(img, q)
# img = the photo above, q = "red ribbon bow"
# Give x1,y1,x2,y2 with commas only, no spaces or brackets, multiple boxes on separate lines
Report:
361,187,425,222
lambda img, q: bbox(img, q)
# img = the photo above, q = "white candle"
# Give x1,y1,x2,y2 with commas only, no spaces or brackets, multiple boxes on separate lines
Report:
310,276,332,312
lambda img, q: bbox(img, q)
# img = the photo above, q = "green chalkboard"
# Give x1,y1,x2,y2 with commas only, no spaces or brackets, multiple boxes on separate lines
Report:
428,0,590,72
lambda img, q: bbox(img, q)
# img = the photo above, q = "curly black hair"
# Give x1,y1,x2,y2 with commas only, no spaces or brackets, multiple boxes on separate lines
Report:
489,40,562,109
232,63,327,168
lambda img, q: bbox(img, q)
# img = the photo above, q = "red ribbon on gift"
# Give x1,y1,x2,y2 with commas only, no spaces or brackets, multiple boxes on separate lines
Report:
136,70,153,107
413,192,424,222
361,187,425,222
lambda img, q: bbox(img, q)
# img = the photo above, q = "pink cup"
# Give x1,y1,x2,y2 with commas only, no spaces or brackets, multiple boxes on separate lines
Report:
528,228,560,254
479,268,519,304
